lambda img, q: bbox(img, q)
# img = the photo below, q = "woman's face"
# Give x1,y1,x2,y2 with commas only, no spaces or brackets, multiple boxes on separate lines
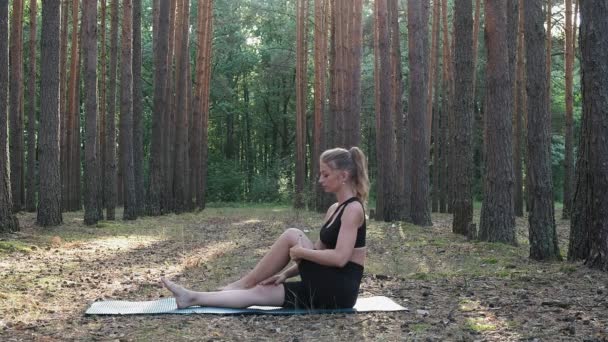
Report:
319,161,345,193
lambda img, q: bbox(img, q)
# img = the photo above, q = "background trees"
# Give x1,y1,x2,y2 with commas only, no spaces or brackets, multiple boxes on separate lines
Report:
1,0,604,271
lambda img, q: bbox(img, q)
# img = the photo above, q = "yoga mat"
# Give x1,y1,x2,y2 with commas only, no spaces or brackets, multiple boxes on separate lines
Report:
85,296,407,315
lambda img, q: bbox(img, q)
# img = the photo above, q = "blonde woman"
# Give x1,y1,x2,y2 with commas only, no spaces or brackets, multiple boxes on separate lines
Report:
162,147,369,309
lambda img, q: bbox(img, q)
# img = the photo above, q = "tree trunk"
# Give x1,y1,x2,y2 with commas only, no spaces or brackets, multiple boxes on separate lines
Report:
451,0,475,236
313,0,328,212
105,0,119,220
0,0,19,232
562,0,574,219
431,0,441,214
98,0,107,214
25,0,37,212
439,0,451,214
346,0,362,148
148,0,170,215
172,0,190,213
66,0,80,212
479,0,516,244
375,0,397,222
9,0,24,212
37,0,62,227
59,0,69,212
514,0,525,217
570,1,608,270
524,0,561,260
407,0,432,226
121,0,137,220
295,0,308,209
132,0,145,216
545,0,551,108
390,0,407,220
83,0,100,225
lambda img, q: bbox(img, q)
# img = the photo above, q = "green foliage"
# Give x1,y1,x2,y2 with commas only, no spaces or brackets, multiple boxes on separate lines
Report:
206,157,245,202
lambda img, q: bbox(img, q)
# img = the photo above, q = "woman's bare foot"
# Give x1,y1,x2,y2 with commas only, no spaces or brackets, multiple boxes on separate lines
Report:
161,277,198,309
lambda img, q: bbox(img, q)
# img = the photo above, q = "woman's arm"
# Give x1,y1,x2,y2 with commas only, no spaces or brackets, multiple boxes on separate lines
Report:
291,204,364,267
282,263,300,278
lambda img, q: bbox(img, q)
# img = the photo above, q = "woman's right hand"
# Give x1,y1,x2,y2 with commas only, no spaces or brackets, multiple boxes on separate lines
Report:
259,273,287,286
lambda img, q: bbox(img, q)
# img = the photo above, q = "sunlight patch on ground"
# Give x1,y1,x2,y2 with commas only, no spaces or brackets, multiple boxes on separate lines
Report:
180,241,239,271
232,219,262,226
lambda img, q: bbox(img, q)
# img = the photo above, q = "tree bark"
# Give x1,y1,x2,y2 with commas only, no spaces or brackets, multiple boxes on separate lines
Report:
105,0,119,220
524,0,561,260
562,0,574,219
9,0,24,212
479,0,516,244
451,0,475,236
98,0,107,214
148,0,171,215
66,0,81,212
407,0,432,226
120,0,137,220
294,0,308,209
59,0,69,212
0,0,19,232
83,0,100,225
37,0,62,227
313,0,328,212
132,0,145,216
25,0,37,212
514,0,525,217
439,0,451,214
430,0,439,213
389,0,407,220
570,1,608,270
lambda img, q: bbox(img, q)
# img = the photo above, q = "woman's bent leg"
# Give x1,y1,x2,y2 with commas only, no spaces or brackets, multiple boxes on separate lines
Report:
221,228,314,290
162,277,285,309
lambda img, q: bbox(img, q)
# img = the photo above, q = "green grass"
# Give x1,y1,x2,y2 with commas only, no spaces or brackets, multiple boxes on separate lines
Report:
0,240,32,254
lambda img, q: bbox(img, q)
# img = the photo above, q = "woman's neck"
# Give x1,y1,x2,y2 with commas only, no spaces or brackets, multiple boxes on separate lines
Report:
336,187,356,204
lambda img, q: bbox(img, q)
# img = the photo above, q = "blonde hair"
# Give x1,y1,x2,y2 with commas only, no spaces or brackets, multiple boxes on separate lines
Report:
320,146,370,205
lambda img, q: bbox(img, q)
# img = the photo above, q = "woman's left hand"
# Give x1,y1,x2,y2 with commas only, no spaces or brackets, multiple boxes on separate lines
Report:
289,236,304,262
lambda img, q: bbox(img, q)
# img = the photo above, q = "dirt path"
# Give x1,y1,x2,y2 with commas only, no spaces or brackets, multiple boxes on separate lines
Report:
1,207,607,341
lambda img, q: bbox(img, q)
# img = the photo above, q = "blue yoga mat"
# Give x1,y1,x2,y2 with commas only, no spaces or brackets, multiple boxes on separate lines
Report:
85,296,407,315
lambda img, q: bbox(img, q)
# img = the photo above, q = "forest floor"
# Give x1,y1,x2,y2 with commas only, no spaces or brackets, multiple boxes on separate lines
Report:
1,204,607,341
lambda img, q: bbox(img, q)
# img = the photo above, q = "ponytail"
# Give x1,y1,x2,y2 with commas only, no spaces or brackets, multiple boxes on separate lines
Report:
348,147,370,205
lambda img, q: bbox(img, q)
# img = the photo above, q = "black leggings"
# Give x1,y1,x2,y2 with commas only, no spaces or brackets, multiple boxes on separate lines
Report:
282,260,364,309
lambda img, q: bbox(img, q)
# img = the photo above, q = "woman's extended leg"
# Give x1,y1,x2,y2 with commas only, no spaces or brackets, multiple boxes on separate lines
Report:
220,228,314,290
162,277,285,309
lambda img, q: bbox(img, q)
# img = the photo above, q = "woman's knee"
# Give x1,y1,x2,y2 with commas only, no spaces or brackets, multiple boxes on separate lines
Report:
282,228,313,248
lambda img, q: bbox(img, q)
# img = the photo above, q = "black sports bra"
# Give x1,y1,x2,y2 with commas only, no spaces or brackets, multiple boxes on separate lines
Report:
319,197,366,249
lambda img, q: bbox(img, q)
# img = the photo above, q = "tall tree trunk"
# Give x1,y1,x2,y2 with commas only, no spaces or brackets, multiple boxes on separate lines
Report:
121,0,137,220
375,0,397,222
9,0,24,212
148,0,170,215
506,0,518,220
172,0,190,213
200,0,213,210
82,0,99,225
294,0,308,209
346,0,362,148
545,0,551,108
37,0,62,227
105,0,118,219
439,0,451,214
452,0,475,237
431,0,441,214
389,0,407,220
313,0,328,212
25,0,37,212
524,0,561,260
60,0,69,212
514,0,525,217
479,0,516,244
98,0,107,214
569,1,608,270
407,0,432,226
562,0,574,219
132,0,145,216
163,0,178,213
0,0,19,232
66,0,80,212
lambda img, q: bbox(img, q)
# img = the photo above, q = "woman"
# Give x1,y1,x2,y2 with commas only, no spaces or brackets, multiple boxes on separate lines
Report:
162,146,369,309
